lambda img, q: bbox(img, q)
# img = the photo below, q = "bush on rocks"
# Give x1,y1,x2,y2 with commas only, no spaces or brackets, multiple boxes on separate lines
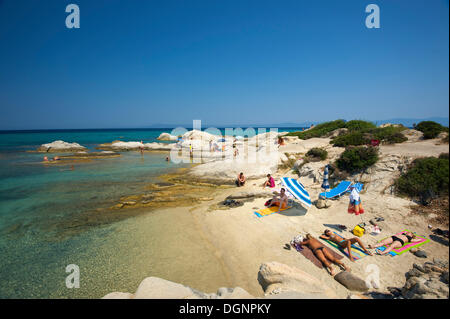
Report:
306,148,328,161
331,132,370,147
286,120,346,139
414,121,449,139
344,120,376,132
395,156,449,204
336,146,379,173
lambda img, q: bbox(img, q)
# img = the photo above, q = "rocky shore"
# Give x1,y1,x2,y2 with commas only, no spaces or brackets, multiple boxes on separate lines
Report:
36,126,449,299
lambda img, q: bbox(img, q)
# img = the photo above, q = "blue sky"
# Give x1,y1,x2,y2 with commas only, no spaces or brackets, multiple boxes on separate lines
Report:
0,0,448,129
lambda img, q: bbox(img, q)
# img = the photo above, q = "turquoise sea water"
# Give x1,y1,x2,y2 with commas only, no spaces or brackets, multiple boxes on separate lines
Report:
0,128,301,298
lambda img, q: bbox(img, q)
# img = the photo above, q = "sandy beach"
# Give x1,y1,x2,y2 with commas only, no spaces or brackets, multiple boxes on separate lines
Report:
102,129,449,299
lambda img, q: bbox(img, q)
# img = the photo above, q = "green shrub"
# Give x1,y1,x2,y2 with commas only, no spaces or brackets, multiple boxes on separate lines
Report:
414,121,449,139
344,120,376,131
286,120,346,139
331,132,370,147
336,146,379,173
439,153,449,160
306,148,328,161
371,125,406,140
331,125,407,146
395,157,449,201
382,132,408,144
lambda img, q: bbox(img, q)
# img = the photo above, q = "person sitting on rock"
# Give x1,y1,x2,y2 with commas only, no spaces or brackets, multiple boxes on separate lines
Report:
320,230,372,262
297,234,350,275
235,172,246,187
368,231,421,255
269,188,288,212
263,174,275,188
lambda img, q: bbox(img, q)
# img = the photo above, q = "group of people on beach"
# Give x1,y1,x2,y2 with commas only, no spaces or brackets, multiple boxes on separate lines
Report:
293,230,421,275
234,170,422,276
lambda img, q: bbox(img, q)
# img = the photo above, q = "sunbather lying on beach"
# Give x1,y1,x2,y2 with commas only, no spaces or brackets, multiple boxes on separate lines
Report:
298,234,350,275
368,231,421,255
320,230,372,262
269,188,288,212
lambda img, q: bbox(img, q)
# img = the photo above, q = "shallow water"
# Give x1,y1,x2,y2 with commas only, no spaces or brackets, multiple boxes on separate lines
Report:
0,128,301,298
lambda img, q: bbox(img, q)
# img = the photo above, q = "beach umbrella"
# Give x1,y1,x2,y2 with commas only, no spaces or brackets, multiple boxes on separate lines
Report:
321,164,330,200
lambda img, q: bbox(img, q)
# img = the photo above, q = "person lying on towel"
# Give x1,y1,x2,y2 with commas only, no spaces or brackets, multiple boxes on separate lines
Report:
368,231,422,255
269,188,288,212
298,234,350,276
320,230,373,262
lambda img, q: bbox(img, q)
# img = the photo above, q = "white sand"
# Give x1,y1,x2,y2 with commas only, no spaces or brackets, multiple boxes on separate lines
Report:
182,137,449,297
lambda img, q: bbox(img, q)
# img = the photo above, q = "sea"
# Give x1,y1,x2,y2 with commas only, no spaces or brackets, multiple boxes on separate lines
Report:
0,127,302,298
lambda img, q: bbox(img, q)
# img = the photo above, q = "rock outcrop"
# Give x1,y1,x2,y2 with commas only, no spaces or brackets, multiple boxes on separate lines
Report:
402,129,424,142
157,133,178,141
36,140,87,153
355,154,413,193
97,141,174,151
334,271,369,292
400,259,449,299
103,261,338,299
257,261,337,298
326,128,348,138
102,277,254,299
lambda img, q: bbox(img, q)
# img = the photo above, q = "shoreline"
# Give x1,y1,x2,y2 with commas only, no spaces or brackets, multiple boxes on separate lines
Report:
100,130,449,299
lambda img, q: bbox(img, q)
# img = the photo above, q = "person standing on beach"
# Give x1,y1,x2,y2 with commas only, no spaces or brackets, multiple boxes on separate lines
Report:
348,185,363,215
139,140,144,155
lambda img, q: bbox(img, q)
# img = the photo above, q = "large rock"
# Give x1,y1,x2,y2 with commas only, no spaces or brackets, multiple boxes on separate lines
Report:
257,261,337,298
97,141,174,151
316,198,332,209
379,123,403,128
357,154,413,193
334,271,369,292
401,260,449,299
36,140,87,153
402,129,423,142
102,276,255,299
157,133,178,141
186,149,280,183
133,277,205,299
298,161,324,184
326,128,348,138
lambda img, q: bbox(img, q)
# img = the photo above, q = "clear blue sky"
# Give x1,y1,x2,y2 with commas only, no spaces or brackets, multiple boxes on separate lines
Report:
0,0,448,129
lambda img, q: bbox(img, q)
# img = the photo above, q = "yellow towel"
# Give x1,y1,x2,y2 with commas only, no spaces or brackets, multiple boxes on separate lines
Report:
254,206,292,217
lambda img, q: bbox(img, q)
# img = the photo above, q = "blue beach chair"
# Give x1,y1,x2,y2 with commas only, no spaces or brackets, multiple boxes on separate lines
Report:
319,181,352,199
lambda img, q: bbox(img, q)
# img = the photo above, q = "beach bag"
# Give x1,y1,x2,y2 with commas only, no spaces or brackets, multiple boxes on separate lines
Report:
264,199,272,207
352,224,365,237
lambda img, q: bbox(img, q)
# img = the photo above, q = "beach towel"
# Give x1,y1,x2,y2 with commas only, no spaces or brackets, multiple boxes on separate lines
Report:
320,232,369,260
292,244,343,269
376,230,429,256
254,205,292,218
